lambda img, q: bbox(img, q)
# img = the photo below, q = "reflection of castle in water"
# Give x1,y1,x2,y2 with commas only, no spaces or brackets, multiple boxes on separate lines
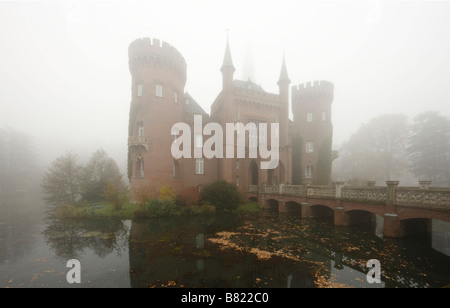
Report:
127,216,450,288
128,218,315,288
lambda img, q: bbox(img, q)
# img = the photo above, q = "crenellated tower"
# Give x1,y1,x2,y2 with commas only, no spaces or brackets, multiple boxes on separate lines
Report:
291,80,334,185
127,38,187,197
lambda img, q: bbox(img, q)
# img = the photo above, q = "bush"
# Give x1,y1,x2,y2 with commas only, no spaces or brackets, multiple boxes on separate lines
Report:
200,180,243,211
180,203,216,216
176,186,200,207
159,185,177,202
145,198,179,217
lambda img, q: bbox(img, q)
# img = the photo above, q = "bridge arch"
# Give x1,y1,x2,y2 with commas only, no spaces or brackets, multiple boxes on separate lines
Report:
344,210,376,226
309,204,334,219
248,196,258,202
399,218,432,238
284,201,302,213
265,199,279,211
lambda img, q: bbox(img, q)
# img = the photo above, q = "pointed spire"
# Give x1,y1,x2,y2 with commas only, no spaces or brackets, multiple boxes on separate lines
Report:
278,52,290,85
221,32,235,72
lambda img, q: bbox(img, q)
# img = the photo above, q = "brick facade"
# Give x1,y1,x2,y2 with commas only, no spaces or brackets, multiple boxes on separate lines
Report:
127,37,335,200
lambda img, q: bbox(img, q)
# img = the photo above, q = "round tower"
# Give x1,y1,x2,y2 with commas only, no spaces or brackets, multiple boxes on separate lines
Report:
291,80,334,185
127,38,187,198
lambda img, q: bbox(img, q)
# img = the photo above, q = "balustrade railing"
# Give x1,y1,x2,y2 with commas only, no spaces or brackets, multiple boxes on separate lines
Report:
248,181,450,210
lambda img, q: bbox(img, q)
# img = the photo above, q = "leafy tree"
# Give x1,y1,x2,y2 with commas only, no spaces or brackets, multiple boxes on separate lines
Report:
201,180,242,211
102,176,129,211
42,152,82,206
333,114,410,184
407,111,450,187
80,149,122,202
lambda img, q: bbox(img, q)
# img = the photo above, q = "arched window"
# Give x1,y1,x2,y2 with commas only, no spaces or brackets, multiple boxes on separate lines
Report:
305,163,313,179
173,159,179,178
136,155,144,178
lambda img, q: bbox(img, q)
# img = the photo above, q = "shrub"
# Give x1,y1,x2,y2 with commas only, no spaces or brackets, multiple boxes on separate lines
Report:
176,186,200,207
159,185,177,202
179,203,216,216
200,180,243,211
145,198,179,217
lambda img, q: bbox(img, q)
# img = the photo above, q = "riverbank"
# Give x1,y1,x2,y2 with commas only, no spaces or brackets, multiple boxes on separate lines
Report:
55,201,260,219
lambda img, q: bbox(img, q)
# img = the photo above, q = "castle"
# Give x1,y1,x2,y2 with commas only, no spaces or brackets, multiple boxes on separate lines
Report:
127,37,335,200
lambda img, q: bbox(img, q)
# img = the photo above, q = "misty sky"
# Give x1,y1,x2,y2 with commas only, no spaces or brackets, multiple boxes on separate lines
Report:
1,0,450,172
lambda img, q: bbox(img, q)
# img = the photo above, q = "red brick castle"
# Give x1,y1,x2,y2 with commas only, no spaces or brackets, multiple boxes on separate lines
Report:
127,37,335,200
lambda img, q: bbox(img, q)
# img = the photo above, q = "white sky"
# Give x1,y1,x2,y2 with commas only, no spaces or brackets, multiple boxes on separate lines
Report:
1,0,450,171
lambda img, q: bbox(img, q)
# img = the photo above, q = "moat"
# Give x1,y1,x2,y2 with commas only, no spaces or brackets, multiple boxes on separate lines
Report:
1,204,449,288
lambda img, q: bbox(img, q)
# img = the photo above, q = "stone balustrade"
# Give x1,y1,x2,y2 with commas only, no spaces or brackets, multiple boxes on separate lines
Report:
250,181,450,210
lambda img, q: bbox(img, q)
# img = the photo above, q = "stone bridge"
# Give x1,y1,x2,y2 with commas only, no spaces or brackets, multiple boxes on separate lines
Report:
247,181,450,238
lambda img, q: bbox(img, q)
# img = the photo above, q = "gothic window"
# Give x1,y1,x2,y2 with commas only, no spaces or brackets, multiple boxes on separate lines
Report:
195,133,203,148
174,91,178,104
173,127,180,145
138,122,144,137
173,160,179,178
258,123,267,145
195,158,204,175
305,163,313,179
249,123,258,148
136,155,144,178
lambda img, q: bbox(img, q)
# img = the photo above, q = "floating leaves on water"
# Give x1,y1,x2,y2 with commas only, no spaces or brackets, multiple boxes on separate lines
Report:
314,273,353,288
81,231,103,238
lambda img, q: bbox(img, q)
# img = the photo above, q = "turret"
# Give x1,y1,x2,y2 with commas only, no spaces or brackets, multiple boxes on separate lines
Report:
127,37,187,197
278,54,291,146
220,35,235,92
291,80,334,185
277,53,290,102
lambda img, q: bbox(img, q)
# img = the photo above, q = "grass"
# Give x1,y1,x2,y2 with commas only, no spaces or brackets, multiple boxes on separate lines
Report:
56,200,260,219
236,202,260,212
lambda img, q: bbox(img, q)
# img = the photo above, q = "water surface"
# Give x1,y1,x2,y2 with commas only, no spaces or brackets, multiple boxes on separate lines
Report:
1,202,449,288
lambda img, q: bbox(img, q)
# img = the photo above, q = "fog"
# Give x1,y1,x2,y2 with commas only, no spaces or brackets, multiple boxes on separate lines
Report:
1,0,450,172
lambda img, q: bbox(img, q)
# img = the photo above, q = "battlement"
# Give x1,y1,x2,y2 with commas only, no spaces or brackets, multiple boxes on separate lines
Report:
291,80,334,105
128,37,187,79
292,80,334,94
